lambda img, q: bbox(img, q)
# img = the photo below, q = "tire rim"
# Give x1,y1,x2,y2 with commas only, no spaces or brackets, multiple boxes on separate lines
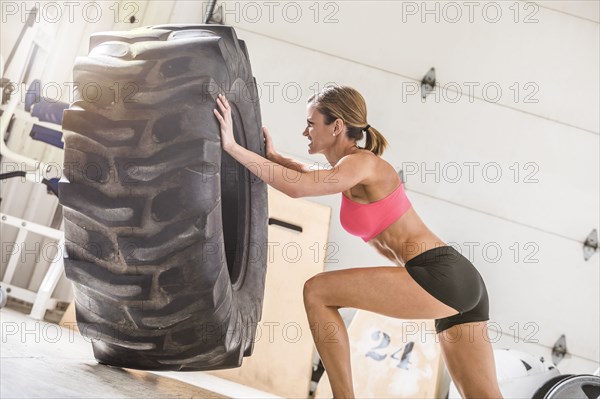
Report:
543,375,600,399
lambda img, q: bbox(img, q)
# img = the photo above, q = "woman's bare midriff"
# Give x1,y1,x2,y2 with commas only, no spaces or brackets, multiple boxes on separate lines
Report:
367,207,447,266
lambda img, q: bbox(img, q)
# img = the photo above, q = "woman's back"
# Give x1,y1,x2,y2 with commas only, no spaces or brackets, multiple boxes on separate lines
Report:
341,152,446,265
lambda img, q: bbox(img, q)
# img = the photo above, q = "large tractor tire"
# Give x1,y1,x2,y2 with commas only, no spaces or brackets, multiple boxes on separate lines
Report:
59,24,268,371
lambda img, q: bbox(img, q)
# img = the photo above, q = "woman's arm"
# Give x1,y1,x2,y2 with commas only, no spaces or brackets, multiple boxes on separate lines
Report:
214,93,371,198
228,144,369,198
268,152,313,173
263,125,312,173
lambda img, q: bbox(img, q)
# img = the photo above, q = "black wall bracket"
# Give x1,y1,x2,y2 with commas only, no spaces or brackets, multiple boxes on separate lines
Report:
204,1,224,24
583,228,598,261
421,67,436,99
552,334,568,365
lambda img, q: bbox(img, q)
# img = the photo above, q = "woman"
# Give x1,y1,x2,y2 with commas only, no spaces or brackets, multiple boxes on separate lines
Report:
213,86,503,399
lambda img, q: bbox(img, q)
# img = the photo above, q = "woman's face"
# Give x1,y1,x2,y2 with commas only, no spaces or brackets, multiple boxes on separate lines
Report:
304,103,335,154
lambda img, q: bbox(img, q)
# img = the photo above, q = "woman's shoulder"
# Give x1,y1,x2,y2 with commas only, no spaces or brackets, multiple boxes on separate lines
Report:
346,153,401,201
360,151,398,182
347,147,379,165
335,148,377,170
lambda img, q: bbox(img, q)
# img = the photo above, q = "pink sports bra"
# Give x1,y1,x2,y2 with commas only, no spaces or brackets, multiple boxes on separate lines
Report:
340,183,412,242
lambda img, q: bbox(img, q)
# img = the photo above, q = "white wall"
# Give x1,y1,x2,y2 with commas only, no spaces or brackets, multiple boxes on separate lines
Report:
1,0,598,377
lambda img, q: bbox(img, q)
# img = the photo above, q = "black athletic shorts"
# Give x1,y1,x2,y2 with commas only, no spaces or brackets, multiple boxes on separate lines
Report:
404,245,490,334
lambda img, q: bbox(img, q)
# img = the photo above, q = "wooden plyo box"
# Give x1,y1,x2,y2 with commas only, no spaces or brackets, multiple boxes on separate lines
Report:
208,186,332,398
315,310,445,398
59,300,78,332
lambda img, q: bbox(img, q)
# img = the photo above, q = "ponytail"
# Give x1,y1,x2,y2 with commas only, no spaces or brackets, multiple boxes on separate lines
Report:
362,125,388,156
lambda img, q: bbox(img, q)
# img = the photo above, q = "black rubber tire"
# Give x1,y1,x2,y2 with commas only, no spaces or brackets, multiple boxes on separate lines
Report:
532,374,600,399
532,374,574,399
59,24,267,371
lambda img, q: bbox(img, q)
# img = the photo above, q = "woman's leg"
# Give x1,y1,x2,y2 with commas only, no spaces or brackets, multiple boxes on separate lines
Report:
438,321,504,399
303,266,460,399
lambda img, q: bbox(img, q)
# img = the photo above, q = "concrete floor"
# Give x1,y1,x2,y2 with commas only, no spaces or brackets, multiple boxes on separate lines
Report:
0,307,281,399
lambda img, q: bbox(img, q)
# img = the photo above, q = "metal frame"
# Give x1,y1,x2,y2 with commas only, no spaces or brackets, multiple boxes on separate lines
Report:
0,212,64,319
1,83,65,319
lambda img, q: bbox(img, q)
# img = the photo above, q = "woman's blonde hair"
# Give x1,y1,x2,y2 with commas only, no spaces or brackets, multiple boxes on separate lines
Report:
307,85,388,156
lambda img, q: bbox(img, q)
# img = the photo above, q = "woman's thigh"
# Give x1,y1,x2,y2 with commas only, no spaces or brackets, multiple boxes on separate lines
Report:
304,266,460,320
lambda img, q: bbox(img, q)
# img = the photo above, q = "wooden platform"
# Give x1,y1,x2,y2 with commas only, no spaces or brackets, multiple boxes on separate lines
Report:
0,307,239,398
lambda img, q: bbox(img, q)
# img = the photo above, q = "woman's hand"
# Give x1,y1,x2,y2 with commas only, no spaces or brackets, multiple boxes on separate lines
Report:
213,93,237,152
262,126,279,161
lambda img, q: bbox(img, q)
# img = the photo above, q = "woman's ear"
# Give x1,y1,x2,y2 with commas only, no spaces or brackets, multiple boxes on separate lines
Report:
334,118,344,133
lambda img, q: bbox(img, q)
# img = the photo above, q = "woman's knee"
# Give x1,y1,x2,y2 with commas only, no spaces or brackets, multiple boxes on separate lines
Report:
303,273,328,308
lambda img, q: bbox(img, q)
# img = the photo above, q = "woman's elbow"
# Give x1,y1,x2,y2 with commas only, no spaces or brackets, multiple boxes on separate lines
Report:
288,182,312,198
287,185,302,199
